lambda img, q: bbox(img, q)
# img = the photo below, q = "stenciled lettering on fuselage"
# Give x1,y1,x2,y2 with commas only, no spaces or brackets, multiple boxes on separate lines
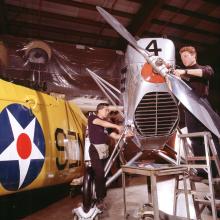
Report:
0,104,45,191
55,128,82,171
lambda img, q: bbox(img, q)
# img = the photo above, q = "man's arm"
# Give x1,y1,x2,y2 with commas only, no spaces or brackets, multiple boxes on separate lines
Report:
93,118,123,133
109,132,121,140
109,129,134,140
174,66,214,79
174,69,202,77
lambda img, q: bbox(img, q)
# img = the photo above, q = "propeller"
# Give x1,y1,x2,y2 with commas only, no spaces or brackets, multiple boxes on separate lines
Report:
97,6,168,77
96,6,220,138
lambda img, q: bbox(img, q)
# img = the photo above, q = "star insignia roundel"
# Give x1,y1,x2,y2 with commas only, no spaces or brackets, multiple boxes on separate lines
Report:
0,104,45,191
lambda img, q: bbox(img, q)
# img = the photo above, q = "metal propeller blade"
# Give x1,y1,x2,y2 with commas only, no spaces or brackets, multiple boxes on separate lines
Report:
97,6,145,54
96,6,220,138
96,7,168,76
167,74,220,137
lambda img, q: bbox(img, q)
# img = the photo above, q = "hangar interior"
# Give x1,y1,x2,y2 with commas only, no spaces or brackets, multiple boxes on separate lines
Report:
1,0,220,110
1,0,220,220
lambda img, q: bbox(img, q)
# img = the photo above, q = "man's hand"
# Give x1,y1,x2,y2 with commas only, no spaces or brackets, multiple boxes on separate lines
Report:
173,69,186,77
125,130,134,138
116,125,124,133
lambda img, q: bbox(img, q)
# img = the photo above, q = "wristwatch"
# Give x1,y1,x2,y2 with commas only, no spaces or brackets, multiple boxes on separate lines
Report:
184,69,188,75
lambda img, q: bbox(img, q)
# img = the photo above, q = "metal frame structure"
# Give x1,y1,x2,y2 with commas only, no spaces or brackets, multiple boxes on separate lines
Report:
122,164,190,220
175,131,220,220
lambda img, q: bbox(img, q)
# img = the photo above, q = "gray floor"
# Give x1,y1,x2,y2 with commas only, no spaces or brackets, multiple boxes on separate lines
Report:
23,175,219,220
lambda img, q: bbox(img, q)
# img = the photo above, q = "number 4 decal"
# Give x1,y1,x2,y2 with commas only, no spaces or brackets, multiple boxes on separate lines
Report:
145,40,162,56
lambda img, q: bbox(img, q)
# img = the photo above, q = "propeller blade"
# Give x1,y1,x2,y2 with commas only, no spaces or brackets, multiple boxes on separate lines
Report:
96,6,168,76
96,6,144,53
167,74,220,138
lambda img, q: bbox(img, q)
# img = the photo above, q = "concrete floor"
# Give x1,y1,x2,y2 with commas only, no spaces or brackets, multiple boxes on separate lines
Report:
22,175,219,220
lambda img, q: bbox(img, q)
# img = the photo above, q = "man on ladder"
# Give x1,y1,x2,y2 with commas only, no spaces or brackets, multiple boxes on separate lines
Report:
174,46,220,217
174,46,220,178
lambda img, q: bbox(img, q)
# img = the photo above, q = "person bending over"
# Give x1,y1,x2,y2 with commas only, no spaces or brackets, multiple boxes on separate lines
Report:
88,103,123,210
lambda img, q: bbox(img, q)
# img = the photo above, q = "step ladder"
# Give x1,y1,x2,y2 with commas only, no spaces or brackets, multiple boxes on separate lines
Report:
174,131,220,220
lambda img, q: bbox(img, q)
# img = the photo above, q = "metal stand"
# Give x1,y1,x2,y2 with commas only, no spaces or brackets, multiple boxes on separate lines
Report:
122,163,190,220
175,131,220,220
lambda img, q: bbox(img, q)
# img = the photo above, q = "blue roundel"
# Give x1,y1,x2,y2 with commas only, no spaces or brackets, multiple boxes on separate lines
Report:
0,104,45,191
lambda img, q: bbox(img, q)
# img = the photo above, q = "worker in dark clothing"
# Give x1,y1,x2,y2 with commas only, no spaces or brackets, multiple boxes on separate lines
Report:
174,46,220,178
88,103,123,211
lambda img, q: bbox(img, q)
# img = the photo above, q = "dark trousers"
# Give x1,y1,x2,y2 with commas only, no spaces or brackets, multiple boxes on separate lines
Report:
185,108,220,177
89,144,107,200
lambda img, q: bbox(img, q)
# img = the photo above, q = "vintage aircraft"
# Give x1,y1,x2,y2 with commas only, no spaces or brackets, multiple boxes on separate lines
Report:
73,6,220,220
0,78,87,196
0,41,87,197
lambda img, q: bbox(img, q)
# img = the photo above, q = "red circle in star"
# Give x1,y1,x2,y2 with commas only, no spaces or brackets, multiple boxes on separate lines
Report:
16,133,32,159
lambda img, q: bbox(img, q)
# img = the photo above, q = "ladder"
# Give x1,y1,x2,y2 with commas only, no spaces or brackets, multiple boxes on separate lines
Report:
174,131,220,219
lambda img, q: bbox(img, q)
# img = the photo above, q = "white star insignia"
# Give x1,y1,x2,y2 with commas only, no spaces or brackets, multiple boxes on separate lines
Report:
0,109,44,188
